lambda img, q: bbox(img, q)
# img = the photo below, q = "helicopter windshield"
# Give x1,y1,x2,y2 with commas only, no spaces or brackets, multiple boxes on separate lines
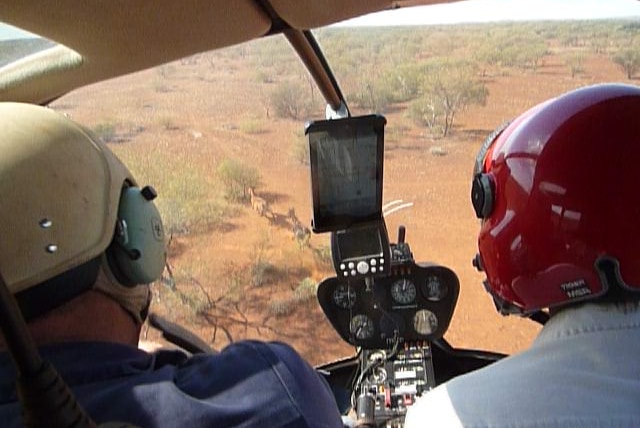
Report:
6,12,639,365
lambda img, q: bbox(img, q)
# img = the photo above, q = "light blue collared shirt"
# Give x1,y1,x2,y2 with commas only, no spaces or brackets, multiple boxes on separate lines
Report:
405,303,640,428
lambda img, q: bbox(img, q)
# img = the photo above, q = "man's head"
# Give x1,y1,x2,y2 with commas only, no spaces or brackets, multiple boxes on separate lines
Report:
471,83,640,316
0,102,166,326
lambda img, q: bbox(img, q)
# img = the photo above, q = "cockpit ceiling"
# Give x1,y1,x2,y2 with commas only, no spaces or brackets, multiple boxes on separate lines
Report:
0,0,456,104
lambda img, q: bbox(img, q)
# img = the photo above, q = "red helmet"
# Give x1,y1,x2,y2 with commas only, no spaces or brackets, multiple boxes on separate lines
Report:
471,83,640,315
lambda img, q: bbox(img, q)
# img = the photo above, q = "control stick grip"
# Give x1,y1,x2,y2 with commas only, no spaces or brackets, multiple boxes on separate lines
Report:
398,226,406,244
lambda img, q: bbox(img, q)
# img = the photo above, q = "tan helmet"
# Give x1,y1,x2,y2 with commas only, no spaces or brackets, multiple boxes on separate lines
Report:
0,102,165,322
0,102,134,292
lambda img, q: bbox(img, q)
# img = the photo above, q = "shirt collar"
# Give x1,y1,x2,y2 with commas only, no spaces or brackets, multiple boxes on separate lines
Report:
534,302,640,346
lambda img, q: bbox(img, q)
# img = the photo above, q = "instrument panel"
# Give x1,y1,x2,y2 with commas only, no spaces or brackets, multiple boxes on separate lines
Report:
317,262,459,349
361,344,436,424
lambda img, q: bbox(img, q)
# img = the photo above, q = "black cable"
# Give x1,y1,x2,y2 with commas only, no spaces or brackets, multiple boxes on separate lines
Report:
0,271,100,427
0,272,41,375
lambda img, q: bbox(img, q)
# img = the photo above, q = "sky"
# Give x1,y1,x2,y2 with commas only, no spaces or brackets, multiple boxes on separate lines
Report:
337,0,640,26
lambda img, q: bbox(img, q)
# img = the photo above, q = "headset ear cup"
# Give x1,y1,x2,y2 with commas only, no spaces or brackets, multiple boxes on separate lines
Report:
107,186,166,286
471,173,495,219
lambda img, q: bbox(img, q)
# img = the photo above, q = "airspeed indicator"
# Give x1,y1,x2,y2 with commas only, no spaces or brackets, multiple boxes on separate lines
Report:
350,314,375,340
391,278,417,305
333,284,356,309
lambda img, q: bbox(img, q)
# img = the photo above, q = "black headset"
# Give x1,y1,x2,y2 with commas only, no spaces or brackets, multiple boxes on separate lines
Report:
470,121,511,220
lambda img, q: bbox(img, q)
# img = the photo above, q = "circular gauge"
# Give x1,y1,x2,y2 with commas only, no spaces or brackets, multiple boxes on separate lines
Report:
350,314,375,340
391,278,417,305
414,309,438,336
333,284,356,309
421,275,448,301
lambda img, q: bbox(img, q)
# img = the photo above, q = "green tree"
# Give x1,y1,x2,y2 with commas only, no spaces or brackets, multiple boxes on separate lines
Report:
269,81,310,120
566,53,585,79
382,64,422,103
410,61,488,138
518,39,547,71
612,47,640,79
475,33,548,72
351,78,394,113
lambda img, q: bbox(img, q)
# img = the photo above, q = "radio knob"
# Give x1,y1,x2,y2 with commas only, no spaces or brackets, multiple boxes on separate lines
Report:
357,261,369,274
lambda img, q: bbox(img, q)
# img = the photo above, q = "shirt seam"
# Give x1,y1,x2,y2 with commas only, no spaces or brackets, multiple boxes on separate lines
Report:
540,320,640,342
251,342,308,426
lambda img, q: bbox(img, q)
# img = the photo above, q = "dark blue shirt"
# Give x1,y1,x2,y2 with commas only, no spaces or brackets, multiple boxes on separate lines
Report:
0,340,343,427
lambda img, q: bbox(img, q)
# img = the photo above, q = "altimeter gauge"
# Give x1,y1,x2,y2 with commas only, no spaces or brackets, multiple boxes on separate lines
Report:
350,314,375,340
422,275,448,301
333,283,356,309
414,309,438,336
391,278,417,305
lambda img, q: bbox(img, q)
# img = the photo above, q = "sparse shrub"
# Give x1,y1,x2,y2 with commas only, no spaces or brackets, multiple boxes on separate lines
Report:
159,199,190,235
269,299,293,317
409,97,445,137
217,158,261,202
313,245,333,266
157,64,176,79
290,131,309,165
293,277,317,303
385,123,410,143
159,116,179,131
222,261,247,303
175,282,211,315
239,119,266,134
251,260,274,287
351,77,394,113
565,53,585,78
430,146,448,157
590,35,610,55
159,197,228,236
251,233,273,287
148,161,229,236
256,69,276,84
92,122,117,143
612,47,640,79
154,83,173,93
270,81,310,120
410,61,488,138
516,40,548,71
382,64,422,103
476,33,548,72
